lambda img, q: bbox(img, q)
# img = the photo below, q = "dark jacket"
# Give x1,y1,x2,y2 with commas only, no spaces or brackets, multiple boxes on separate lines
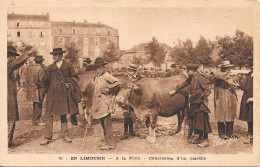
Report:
38,60,79,116
239,71,253,122
8,54,29,122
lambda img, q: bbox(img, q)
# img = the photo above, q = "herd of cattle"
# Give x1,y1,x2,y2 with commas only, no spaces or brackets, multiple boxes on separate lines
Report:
77,69,213,143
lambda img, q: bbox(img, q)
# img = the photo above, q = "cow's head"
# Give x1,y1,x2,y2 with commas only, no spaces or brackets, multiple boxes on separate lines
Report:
115,82,141,107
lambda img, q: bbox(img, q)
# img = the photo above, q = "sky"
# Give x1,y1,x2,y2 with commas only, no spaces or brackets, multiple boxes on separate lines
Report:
7,0,255,50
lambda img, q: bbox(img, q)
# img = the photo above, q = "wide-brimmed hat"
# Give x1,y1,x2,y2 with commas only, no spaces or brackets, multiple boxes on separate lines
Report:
34,55,45,62
219,60,233,68
128,64,138,71
84,58,92,63
7,45,20,57
50,48,66,55
94,57,108,67
187,63,199,70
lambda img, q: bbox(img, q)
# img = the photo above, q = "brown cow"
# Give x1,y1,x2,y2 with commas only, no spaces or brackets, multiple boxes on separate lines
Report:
116,74,190,143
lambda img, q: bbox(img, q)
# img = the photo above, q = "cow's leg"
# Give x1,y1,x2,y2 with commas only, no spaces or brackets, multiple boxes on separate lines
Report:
147,109,158,143
175,110,184,134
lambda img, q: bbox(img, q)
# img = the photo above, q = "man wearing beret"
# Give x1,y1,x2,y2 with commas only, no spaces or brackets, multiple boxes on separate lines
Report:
169,64,212,147
38,48,80,145
7,45,30,147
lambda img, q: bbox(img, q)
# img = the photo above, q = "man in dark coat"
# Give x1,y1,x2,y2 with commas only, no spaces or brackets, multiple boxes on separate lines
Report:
169,64,212,147
120,64,141,140
8,45,29,147
27,55,46,126
38,48,80,145
238,67,253,144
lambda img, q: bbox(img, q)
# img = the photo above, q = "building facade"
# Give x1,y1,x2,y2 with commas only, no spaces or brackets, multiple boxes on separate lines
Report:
51,20,119,67
7,13,52,64
8,13,119,67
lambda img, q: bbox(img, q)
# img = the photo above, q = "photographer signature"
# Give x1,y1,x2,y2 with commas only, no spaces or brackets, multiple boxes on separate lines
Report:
211,137,239,147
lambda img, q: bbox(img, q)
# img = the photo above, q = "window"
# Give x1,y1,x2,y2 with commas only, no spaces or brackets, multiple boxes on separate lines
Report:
59,27,63,34
95,38,100,46
71,37,78,43
40,32,45,38
17,31,20,37
58,37,65,46
17,22,20,27
108,29,110,35
72,27,76,34
84,38,89,46
29,31,32,38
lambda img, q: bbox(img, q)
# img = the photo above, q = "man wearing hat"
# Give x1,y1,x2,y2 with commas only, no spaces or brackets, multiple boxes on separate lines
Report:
214,60,239,140
169,64,212,147
7,45,30,147
119,64,141,140
91,57,120,150
238,65,253,144
27,55,46,126
37,48,80,145
84,58,95,71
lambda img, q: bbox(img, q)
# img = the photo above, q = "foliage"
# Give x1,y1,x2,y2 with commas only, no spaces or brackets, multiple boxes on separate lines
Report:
7,41,38,57
65,42,80,65
217,30,253,68
132,55,149,66
145,37,166,67
102,40,120,63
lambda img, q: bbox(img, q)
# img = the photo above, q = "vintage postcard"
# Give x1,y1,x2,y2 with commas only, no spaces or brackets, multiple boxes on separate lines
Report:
0,0,260,166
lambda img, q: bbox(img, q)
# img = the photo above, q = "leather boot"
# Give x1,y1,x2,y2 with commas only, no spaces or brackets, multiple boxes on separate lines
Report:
121,117,129,140
129,118,138,136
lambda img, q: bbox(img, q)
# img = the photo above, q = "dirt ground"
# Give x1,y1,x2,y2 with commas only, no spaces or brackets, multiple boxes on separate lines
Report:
8,88,253,154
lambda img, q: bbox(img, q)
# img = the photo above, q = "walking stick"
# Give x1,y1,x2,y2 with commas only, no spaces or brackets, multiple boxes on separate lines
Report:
80,126,88,150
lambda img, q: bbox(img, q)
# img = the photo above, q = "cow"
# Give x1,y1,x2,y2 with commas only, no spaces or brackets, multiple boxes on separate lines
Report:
115,74,190,143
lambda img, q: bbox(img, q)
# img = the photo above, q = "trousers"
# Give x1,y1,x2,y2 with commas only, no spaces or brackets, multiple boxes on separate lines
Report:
100,114,114,145
44,114,69,139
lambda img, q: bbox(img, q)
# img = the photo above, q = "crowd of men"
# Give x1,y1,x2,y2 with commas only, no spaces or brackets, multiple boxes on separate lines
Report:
7,45,253,150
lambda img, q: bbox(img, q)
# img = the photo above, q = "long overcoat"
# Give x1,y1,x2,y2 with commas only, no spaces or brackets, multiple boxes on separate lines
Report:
39,60,79,116
214,72,238,122
239,72,253,122
27,64,46,102
8,54,29,122
91,71,120,119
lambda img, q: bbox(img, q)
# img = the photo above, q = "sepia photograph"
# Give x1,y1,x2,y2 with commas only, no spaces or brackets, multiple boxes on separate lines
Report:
1,0,260,166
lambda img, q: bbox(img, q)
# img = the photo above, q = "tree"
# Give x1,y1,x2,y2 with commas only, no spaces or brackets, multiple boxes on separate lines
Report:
216,30,253,68
232,30,253,68
102,40,120,63
132,55,149,66
145,37,166,68
65,42,80,65
169,38,194,65
193,36,215,67
7,41,38,57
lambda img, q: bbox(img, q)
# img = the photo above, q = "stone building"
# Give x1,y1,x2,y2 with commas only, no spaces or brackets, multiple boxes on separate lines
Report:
51,20,119,68
7,13,52,64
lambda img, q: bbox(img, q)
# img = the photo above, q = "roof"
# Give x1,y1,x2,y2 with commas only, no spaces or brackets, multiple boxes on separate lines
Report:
8,13,50,21
127,43,172,52
51,21,117,30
